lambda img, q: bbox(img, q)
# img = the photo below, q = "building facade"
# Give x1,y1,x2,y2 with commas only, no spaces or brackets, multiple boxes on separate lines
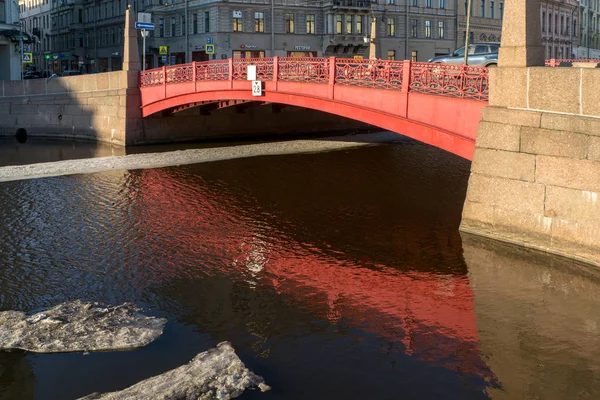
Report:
458,0,504,48
1,0,34,80
577,0,600,58
540,0,579,59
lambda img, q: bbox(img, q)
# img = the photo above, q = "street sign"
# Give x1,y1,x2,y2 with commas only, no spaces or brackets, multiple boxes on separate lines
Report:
252,81,262,97
161,55,167,63
23,45,30,52
159,46,168,55
135,22,155,30
206,37,213,44
205,44,215,54
138,12,151,23
23,53,32,63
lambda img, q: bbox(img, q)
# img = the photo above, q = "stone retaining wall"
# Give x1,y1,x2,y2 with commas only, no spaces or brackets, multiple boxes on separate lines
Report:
462,67,600,266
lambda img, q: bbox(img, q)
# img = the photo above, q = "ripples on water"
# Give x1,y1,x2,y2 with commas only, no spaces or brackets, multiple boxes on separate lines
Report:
0,137,599,399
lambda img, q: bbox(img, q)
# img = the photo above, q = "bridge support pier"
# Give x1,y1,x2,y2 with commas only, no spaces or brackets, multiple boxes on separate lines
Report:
461,0,600,266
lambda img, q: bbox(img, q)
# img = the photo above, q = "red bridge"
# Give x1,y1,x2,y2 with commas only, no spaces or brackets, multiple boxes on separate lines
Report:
139,57,489,160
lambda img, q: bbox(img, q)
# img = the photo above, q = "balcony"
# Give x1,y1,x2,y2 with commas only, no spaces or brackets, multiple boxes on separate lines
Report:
330,0,371,9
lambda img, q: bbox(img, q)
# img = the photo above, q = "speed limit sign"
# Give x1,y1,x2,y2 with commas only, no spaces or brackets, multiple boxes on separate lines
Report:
252,80,262,97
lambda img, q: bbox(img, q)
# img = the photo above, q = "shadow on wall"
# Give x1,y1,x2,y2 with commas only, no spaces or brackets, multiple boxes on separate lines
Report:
462,232,600,400
0,71,138,146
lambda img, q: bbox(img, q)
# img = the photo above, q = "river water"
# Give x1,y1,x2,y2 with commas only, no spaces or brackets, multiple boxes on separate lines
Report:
0,135,598,399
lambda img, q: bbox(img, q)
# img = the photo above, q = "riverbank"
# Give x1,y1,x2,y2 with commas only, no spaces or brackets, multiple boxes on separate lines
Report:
0,132,401,183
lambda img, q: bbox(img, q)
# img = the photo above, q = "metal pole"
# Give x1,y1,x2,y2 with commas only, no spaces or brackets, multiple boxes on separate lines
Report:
405,3,408,60
20,20,24,79
571,7,576,58
464,0,472,65
142,29,146,71
587,9,591,59
94,0,97,72
185,0,189,62
271,0,275,56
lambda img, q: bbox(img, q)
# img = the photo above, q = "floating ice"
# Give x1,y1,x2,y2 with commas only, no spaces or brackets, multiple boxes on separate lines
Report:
0,300,166,353
78,342,270,400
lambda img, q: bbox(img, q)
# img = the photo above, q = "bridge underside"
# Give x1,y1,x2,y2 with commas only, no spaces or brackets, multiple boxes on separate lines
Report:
142,87,483,160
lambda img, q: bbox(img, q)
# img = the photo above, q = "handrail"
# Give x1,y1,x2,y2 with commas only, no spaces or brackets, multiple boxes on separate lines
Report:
139,57,490,101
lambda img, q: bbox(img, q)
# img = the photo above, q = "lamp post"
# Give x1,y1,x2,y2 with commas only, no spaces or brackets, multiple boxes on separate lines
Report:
271,0,275,56
464,0,472,65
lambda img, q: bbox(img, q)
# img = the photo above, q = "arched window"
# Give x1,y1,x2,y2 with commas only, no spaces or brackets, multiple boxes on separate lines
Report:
480,33,487,41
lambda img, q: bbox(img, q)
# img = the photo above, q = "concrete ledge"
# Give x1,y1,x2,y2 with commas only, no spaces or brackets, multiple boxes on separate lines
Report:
540,112,600,137
471,148,535,181
465,173,545,214
482,106,541,128
536,155,600,192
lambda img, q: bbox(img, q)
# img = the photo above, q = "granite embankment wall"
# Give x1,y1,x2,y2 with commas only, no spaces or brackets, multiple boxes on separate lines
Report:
0,71,139,145
462,66,600,266
0,73,371,146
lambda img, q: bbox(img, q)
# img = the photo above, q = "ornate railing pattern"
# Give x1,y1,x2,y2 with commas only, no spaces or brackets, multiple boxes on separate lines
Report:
139,57,490,101
278,57,330,83
166,64,193,84
195,60,229,81
409,63,489,101
335,58,404,89
232,58,274,80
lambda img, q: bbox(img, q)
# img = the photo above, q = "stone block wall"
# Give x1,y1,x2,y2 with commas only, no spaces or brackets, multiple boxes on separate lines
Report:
0,71,140,146
462,67,600,266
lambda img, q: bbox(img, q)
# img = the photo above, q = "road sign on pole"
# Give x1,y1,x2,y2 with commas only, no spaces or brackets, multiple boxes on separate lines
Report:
23,53,32,63
207,37,213,44
205,44,215,54
135,22,155,30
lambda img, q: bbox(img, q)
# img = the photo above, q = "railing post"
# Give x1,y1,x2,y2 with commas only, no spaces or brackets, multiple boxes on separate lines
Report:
328,56,336,99
228,57,234,89
162,65,167,99
401,60,411,93
192,61,197,91
273,56,279,82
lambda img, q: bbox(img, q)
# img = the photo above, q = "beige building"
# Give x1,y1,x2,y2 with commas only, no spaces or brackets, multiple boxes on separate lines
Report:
457,0,580,59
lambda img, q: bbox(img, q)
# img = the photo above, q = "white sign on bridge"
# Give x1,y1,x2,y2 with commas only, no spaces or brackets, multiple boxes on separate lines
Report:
252,81,262,97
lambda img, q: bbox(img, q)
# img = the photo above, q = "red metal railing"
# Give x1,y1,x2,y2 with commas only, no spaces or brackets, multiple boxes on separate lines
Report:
139,57,490,101
545,58,600,66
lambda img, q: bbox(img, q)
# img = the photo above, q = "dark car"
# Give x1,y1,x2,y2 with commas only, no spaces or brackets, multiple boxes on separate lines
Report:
428,43,500,67
23,71,42,79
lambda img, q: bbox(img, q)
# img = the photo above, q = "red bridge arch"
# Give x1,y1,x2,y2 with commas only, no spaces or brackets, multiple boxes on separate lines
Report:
139,57,489,160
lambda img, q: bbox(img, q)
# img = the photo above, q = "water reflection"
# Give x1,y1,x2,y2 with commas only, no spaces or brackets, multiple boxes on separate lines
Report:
463,233,600,399
0,138,598,398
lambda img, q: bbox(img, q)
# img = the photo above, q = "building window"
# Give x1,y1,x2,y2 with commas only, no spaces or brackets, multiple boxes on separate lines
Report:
193,13,198,34
411,19,418,37
356,15,362,34
387,17,395,36
412,0,418,6
425,20,431,38
255,12,264,33
285,13,294,33
438,21,444,38
566,17,569,35
542,11,545,32
181,15,186,36
386,0,396,4
336,14,342,34
555,14,558,34
490,1,494,18
561,15,564,34
205,11,210,33
426,0,431,8
549,13,552,34
159,18,164,37
306,14,315,34
79,32,83,47
499,2,503,19
411,50,418,61
439,0,445,9
346,15,352,33
171,17,176,37
233,11,242,32
480,0,485,17
387,50,395,60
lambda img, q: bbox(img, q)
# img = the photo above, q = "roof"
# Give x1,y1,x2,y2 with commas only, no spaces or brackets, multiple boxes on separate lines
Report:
0,29,35,44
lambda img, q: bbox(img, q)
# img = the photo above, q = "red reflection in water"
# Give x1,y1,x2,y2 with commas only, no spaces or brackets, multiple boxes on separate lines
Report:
134,168,491,377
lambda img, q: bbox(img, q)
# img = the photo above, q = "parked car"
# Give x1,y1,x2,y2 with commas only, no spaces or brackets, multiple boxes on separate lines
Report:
428,43,499,67
23,71,42,79
62,70,83,76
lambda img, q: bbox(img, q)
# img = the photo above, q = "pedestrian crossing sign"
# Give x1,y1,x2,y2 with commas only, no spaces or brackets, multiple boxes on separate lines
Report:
23,53,33,63
159,46,168,55
205,44,215,55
